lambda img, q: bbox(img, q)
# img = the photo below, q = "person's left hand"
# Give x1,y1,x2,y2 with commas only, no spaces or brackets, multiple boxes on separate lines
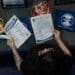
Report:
7,39,16,49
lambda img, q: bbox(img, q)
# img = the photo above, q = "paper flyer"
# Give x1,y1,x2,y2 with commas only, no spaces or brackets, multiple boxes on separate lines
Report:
30,14,54,44
4,15,31,48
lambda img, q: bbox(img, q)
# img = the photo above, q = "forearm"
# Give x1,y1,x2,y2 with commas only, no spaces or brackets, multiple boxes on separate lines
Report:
7,39,23,71
55,38,72,56
11,47,23,71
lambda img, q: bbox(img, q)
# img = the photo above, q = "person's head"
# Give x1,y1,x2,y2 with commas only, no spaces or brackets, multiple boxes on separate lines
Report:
32,44,56,64
30,44,57,75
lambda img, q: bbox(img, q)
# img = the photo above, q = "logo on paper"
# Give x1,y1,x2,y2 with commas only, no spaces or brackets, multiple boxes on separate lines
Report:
61,13,74,27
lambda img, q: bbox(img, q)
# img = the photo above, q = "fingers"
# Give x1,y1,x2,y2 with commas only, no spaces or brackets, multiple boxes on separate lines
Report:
51,29,60,34
51,29,57,33
51,29,61,40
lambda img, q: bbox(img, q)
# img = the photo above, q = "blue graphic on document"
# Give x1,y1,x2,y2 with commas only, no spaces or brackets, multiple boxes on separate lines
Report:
61,13,74,27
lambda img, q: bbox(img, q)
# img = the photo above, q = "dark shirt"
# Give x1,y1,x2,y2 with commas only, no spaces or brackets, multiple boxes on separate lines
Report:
20,49,72,75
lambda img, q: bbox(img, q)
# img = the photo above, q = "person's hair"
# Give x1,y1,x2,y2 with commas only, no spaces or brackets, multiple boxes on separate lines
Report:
35,43,55,51
26,43,60,75
28,43,58,64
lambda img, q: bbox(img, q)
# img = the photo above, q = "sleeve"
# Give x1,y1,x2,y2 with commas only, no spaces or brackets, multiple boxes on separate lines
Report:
55,46,73,64
58,55,73,75
20,60,36,75
53,46,73,75
63,55,72,62
61,55,73,70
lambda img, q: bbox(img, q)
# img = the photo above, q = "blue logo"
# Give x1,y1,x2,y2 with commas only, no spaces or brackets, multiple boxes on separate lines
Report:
61,13,74,27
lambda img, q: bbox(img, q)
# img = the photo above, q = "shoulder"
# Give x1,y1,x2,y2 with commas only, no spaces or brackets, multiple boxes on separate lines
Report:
20,60,36,75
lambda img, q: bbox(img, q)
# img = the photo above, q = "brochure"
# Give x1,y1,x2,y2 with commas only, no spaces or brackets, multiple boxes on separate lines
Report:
30,14,54,44
4,15,31,48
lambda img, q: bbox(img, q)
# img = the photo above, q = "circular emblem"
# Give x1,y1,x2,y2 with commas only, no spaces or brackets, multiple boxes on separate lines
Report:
61,13,74,27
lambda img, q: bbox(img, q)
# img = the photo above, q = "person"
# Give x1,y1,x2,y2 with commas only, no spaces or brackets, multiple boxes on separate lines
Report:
7,29,73,75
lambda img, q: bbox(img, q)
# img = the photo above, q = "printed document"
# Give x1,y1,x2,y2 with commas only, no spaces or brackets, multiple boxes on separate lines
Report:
31,14,54,44
4,15,31,48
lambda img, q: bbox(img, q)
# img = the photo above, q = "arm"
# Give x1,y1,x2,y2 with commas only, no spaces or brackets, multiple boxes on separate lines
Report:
53,29,72,56
7,39,23,71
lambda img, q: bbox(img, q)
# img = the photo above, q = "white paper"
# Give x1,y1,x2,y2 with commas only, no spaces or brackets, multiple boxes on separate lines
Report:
31,14,54,44
4,15,31,48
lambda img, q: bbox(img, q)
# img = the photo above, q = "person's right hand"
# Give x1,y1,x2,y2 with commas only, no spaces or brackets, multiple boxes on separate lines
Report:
7,39,16,49
52,29,61,40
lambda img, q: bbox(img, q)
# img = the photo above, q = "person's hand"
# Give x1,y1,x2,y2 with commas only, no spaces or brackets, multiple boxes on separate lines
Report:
53,29,61,40
7,39,23,71
7,39,16,49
